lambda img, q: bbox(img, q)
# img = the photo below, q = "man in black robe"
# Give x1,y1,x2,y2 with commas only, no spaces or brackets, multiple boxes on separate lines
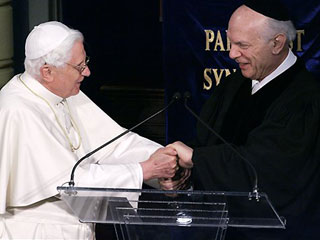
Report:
161,0,320,239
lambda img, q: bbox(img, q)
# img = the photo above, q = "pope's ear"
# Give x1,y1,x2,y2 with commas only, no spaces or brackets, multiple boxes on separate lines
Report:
40,64,54,83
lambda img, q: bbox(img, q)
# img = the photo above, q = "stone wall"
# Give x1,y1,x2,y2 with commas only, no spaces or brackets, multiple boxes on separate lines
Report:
0,0,13,88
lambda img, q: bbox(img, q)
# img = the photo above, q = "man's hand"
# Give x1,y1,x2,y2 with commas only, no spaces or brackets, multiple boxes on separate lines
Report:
140,147,178,181
167,141,194,168
159,168,191,191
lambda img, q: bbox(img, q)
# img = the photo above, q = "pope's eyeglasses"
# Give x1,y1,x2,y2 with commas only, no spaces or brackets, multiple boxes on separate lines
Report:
66,56,90,74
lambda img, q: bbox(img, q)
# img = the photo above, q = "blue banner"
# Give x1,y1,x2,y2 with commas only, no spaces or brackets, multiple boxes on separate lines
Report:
163,0,320,143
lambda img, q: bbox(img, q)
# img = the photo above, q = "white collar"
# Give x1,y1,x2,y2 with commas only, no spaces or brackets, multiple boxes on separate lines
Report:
251,49,297,94
21,72,64,105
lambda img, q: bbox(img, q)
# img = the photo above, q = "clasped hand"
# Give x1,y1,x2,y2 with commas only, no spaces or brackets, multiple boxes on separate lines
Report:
160,141,194,191
140,147,179,181
140,141,194,190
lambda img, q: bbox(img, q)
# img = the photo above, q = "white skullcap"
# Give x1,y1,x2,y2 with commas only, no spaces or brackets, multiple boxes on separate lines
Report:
25,21,72,60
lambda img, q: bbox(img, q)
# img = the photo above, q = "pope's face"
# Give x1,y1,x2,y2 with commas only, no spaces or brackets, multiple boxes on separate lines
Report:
50,41,90,98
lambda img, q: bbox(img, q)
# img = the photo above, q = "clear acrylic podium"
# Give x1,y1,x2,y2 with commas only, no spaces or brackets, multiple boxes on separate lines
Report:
57,186,285,240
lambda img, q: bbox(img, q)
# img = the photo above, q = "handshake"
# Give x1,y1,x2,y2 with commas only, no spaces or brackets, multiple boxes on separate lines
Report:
140,141,194,191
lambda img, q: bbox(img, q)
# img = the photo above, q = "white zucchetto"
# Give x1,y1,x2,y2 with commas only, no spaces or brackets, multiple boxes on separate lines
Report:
25,21,72,60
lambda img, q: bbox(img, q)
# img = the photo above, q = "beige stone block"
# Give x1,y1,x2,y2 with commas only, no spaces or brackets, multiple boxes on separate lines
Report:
0,1,11,5
0,58,12,68
0,4,13,60
0,67,14,88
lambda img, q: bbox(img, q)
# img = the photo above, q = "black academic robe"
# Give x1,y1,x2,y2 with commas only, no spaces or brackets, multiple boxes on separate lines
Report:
191,59,320,240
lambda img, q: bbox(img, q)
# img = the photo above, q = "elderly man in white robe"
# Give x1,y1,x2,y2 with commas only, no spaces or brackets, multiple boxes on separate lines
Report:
0,21,181,239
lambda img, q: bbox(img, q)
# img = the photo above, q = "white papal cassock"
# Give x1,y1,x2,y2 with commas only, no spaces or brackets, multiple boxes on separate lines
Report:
0,72,161,239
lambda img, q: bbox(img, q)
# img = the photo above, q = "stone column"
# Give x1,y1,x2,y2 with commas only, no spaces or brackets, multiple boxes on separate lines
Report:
0,0,14,88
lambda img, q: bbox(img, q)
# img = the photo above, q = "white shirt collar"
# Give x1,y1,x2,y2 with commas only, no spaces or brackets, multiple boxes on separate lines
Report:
251,49,297,94
21,72,64,105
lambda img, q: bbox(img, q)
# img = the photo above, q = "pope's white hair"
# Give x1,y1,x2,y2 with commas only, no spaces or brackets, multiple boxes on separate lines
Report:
24,30,84,79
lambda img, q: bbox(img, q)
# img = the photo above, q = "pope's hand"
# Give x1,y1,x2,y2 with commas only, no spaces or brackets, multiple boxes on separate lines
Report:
140,147,178,181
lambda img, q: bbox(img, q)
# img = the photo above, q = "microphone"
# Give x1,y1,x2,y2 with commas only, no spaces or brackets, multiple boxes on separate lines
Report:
68,92,181,187
183,91,260,200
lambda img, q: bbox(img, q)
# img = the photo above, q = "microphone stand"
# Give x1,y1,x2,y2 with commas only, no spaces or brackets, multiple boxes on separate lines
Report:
68,92,181,187
183,92,260,200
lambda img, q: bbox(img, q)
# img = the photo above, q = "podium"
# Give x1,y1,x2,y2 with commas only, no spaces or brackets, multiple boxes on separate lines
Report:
57,186,285,240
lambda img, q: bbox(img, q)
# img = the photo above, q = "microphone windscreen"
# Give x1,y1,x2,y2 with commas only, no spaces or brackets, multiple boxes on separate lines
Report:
184,91,191,100
172,92,182,101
